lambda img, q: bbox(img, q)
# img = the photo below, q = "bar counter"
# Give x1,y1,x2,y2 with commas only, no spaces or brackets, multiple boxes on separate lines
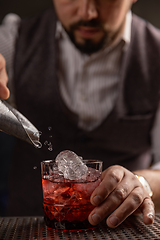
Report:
0,214,160,239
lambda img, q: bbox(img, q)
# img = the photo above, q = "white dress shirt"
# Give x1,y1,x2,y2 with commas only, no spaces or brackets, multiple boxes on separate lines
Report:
0,12,160,169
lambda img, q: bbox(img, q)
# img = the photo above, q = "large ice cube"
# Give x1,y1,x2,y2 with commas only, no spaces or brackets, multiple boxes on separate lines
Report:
55,150,88,180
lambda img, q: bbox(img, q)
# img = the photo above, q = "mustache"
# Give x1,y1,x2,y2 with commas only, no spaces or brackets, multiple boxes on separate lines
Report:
70,19,103,30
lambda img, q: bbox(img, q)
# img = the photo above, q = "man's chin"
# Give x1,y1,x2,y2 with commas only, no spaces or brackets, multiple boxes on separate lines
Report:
64,26,107,54
70,35,107,54
73,41,104,54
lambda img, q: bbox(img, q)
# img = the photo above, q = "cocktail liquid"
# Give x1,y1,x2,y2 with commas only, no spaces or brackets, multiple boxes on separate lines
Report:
42,174,101,230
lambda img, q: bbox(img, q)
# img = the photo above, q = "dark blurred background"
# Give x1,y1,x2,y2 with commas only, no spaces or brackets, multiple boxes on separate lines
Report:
0,0,160,216
0,0,160,29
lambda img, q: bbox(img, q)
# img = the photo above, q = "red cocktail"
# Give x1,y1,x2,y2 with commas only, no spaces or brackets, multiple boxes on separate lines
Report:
41,159,102,230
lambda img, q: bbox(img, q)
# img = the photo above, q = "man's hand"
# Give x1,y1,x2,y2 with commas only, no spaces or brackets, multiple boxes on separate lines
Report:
0,53,10,99
88,165,155,228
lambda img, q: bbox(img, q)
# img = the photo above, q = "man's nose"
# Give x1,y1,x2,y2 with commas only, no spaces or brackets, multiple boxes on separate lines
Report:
77,0,98,21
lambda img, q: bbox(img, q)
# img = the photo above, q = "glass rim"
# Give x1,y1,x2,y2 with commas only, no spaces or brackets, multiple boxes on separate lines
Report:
41,159,103,164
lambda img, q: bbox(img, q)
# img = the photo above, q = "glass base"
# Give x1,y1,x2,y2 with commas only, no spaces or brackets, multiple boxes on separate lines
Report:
44,216,97,231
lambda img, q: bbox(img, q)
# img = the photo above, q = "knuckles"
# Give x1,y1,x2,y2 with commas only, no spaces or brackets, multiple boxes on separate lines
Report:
130,189,144,207
144,197,154,208
106,165,124,184
114,187,128,201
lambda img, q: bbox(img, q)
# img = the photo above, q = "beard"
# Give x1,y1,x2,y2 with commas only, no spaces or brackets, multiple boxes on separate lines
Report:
63,19,111,55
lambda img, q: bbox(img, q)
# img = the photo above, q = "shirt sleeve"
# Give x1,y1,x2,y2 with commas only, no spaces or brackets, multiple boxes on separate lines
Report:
151,103,160,170
0,13,21,105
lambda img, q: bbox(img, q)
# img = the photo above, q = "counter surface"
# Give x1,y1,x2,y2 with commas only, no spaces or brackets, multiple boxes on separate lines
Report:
0,214,160,239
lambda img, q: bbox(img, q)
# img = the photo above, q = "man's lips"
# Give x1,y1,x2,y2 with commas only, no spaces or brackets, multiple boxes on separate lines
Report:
75,26,100,38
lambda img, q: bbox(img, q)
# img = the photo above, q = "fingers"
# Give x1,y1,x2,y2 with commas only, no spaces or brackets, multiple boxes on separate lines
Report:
0,54,10,99
89,173,138,226
88,166,155,228
106,196,154,228
90,166,125,206
140,198,155,225
106,187,145,228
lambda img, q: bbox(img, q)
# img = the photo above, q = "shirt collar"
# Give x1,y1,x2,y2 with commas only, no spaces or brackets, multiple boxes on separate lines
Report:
122,10,132,45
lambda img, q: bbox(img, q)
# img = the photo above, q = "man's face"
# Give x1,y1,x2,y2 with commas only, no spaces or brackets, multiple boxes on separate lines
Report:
53,0,136,54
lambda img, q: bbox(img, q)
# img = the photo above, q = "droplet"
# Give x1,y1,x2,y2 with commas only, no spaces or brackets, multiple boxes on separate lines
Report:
48,141,53,151
49,135,53,138
44,141,48,145
48,126,52,131
33,166,37,170
48,146,53,151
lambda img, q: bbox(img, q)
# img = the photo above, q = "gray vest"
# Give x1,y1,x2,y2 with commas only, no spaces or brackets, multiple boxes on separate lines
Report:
7,9,160,216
